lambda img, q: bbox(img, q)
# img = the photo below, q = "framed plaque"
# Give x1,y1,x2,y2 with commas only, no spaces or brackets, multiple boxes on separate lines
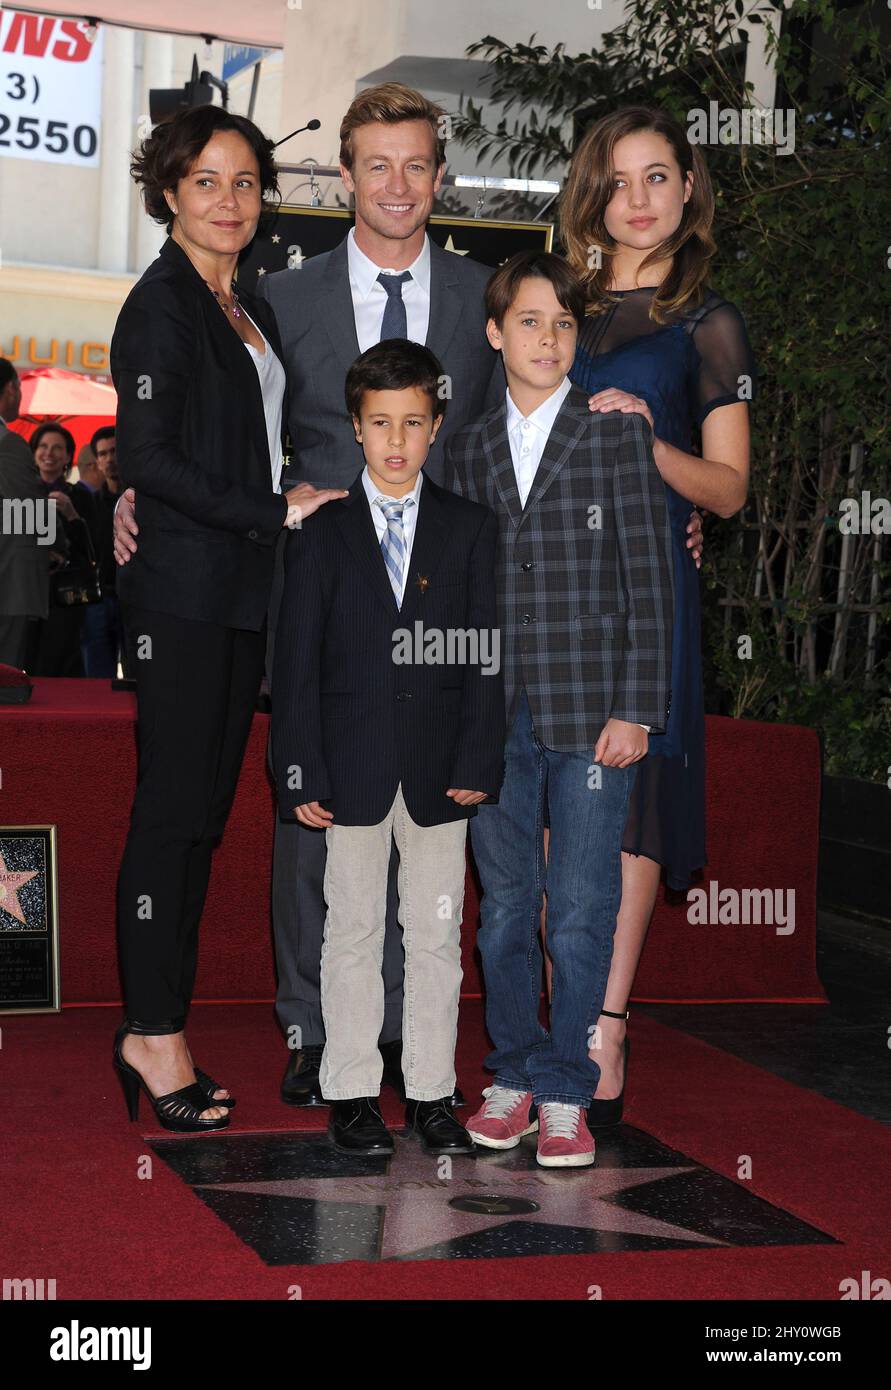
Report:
0,826,60,1014
237,205,555,292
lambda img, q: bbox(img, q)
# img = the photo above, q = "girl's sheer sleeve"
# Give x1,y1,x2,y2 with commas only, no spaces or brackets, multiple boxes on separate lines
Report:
691,299,757,426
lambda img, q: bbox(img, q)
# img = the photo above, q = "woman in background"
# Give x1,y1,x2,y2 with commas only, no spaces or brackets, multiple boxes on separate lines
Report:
30,422,95,676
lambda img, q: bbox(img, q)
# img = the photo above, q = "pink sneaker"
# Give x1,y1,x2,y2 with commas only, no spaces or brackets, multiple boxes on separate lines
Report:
465,1086,538,1149
536,1103,595,1167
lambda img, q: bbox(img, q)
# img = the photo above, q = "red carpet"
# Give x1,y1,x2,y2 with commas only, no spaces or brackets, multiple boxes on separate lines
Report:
0,678,825,1004
3,1000,888,1300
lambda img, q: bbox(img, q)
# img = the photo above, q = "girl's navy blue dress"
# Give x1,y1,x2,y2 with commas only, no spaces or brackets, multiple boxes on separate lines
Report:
571,287,756,890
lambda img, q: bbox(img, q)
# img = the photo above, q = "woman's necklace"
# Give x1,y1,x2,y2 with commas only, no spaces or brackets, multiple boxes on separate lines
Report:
205,281,242,318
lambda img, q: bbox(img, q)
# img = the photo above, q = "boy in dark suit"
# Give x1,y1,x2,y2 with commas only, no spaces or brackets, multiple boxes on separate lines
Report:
272,340,505,1156
446,252,674,1168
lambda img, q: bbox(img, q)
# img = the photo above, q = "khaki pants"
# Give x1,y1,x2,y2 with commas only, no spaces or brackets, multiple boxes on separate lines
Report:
319,784,467,1101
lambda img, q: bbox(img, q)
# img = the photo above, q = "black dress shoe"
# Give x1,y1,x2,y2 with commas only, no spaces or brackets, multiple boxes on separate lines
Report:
280,1043,327,1107
406,1098,476,1155
379,1040,465,1108
328,1098,394,1155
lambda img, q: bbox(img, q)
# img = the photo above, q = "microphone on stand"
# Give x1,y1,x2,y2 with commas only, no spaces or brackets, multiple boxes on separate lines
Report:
275,119,321,148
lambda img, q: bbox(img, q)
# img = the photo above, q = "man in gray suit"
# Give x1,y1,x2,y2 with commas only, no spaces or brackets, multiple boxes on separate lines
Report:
0,362,52,669
259,84,507,1105
257,85,506,1105
114,83,504,1106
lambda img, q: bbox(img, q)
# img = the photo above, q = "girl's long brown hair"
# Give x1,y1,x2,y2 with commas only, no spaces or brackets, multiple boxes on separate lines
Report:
559,106,716,322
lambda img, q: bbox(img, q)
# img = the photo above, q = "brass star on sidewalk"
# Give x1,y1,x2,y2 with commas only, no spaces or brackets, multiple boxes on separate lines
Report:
198,1136,722,1261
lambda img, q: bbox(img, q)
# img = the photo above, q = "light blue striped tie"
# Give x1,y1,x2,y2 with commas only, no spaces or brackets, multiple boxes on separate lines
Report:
376,495,414,606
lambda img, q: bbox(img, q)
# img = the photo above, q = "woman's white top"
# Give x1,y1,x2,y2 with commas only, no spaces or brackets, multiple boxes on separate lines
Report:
241,309,286,494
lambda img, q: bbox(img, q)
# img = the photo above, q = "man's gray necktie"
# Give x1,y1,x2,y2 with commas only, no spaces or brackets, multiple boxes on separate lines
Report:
377,270,412,341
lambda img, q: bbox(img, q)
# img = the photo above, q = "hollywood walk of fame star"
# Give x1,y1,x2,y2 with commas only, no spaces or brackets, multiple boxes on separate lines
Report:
196,1135,725,1261
442,234,469,257
0,851,39,925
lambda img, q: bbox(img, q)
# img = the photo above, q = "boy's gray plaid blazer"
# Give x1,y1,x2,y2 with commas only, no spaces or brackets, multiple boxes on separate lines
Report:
445,384,674,753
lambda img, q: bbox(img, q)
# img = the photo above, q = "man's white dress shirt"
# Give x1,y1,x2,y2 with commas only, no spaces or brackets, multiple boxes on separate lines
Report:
347,227,431,353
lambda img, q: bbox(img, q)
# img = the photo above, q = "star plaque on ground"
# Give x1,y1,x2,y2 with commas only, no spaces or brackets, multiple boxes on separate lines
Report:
151,1125,836,1265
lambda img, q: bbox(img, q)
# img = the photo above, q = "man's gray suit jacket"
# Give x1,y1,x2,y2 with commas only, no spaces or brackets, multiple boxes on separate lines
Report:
255,233,505,489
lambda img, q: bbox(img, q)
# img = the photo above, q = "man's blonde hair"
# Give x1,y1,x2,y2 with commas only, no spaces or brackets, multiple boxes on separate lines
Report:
339,82,446,171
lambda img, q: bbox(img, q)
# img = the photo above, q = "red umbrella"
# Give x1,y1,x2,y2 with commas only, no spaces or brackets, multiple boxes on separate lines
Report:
17,366,117,414
9,367,117,461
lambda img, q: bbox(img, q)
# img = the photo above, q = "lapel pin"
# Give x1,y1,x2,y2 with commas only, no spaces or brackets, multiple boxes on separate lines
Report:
415,574,430,594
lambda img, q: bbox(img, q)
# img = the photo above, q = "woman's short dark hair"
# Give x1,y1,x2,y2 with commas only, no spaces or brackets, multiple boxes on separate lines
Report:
130,105,280,235
485,250,587,330
345,340,447,420
30,421,76,463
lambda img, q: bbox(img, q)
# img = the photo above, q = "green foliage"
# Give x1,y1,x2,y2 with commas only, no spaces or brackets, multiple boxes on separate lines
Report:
457,1,891,781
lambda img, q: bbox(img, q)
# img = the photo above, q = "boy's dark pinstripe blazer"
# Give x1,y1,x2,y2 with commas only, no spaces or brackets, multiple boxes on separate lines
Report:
445,384,674,754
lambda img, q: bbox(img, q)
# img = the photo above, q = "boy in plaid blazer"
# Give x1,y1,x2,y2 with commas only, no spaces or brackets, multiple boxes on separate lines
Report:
446,251,673,1167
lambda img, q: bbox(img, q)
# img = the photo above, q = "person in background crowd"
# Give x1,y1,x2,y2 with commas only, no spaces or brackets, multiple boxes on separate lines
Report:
81,426,124,677
30,422,95,677
0,361,51,670
74,448,103,496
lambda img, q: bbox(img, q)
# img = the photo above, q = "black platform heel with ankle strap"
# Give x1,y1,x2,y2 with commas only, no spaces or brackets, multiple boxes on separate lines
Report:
113,1022,230,1133
586,1007,630,1130
194,1069,236,1109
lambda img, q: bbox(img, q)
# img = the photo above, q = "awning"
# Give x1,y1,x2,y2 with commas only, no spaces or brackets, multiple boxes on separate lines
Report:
13,2,285,47
358,55,493,102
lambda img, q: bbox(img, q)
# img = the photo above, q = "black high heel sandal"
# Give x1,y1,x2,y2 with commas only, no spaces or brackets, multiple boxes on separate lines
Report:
586,1007,630,1129
113,1022,230,1133
194,1068,236,1109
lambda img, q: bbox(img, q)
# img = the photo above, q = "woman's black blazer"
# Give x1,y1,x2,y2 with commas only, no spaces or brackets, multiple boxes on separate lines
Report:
110,236,289,631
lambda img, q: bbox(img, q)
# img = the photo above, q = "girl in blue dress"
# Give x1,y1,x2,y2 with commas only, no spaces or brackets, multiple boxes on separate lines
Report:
559,106,756,1123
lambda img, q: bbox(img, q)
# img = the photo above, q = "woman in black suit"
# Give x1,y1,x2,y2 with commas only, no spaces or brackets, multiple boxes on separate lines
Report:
111,105,345,1131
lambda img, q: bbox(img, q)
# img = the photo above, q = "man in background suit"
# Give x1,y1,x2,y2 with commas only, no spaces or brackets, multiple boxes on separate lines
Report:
0,361,52,669
114,83,504,1107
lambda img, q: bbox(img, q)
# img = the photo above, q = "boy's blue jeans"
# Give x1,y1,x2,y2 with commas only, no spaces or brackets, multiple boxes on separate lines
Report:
470,687,635,1106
